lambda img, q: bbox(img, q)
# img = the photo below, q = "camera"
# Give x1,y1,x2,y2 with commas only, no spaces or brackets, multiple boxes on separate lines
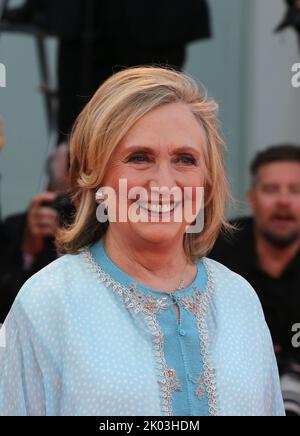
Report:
281,360,300,416
42,194,76,227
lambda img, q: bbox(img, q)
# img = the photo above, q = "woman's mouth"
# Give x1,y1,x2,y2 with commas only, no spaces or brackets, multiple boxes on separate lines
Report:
137,202,181,215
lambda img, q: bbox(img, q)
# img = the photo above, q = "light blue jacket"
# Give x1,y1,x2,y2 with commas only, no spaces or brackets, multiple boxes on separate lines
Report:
0,240,285,416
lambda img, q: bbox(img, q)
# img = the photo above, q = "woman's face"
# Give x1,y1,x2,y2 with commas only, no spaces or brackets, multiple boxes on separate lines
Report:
101,102,206,247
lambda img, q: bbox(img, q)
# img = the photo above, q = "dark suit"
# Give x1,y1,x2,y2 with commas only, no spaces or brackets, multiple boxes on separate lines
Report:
40,0,211,44
41,0,212,141
4,0,211,141
102,0,211,47
0,213,57,323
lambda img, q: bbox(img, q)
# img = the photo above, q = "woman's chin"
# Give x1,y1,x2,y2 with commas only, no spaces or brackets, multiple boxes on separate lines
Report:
132,222,185,244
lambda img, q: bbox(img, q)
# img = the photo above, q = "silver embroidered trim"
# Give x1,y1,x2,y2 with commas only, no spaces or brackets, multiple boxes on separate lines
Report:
81,248,182,416
81,248,218,416
180,259,218,416
190,373,206,400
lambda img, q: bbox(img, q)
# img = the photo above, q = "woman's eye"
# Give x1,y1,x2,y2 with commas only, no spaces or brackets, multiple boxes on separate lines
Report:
127,154,149,163
177,156,197,165
126,154,197,165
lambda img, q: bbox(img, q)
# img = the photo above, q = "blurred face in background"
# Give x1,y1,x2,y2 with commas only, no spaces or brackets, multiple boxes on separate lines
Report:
248,161,300,248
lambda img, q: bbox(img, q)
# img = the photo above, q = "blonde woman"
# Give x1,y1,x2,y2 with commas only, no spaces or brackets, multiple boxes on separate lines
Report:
0,67,284,416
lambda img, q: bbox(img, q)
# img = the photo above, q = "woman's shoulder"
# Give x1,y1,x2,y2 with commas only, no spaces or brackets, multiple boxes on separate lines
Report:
14,252,88,313
204,257,264,314
21,252,82,284
204,256,259,292
203,257,272,348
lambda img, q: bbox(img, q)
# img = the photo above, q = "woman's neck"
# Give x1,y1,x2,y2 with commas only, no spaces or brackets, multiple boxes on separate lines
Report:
103,230,195,292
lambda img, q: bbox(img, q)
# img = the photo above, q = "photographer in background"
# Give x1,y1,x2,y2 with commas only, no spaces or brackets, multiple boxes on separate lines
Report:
0,144,72,324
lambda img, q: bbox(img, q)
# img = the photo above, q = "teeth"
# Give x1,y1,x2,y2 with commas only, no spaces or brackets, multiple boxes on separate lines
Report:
162,204,172,213
138,202,175,213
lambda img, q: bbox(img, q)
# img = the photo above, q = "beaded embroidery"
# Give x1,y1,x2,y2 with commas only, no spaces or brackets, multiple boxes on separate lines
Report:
82,248,218,416
180,264,218,416
191,373,206,399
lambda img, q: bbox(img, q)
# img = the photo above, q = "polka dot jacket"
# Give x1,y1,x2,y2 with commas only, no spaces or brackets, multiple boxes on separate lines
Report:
0,239,285,416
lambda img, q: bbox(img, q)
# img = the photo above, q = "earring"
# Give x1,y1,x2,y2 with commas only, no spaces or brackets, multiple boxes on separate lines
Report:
96,188,109,223
96,188,105,204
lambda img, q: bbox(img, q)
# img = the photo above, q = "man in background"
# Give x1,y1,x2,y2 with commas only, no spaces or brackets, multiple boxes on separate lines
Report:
210,145,300,371
0,144,71,324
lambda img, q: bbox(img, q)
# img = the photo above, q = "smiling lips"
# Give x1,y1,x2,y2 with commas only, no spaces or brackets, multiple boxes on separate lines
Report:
137,202,181,214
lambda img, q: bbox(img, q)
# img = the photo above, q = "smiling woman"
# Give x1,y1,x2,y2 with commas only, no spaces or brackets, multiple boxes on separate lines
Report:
58,67,228,263
0,67,285,416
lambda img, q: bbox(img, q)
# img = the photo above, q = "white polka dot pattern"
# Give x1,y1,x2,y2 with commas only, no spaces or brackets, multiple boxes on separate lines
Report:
0,254,285,416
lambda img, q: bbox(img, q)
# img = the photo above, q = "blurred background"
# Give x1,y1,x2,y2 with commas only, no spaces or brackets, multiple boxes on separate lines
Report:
0,0,299,218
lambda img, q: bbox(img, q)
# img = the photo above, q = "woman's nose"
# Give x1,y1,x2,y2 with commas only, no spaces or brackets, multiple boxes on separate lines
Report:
149,162,177,191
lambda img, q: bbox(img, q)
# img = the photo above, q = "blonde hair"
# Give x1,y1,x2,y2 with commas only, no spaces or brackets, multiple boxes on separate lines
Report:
57,66,230,261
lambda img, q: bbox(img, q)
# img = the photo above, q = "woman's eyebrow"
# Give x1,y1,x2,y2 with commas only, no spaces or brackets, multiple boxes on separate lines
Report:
124,146,155,154
170,146,200,156
124,145,200,155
